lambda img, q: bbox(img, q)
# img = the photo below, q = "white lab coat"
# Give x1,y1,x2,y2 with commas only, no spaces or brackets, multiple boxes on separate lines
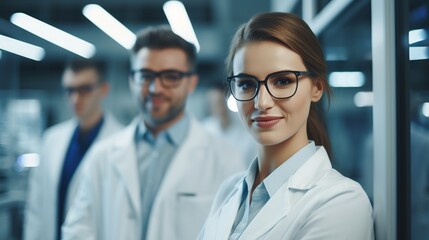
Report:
62,117,245,240
199,147,374,240
24,114,123,240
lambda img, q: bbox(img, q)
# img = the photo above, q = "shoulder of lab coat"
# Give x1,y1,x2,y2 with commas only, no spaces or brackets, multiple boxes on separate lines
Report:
24,119,76,240
199,147,374,240
24,114,123,240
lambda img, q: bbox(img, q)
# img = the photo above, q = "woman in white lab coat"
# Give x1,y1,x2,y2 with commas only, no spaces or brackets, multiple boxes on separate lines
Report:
199,12,374,240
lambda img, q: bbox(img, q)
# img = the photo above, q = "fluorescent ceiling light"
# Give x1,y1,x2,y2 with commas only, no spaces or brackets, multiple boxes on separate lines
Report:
410,46,429,60
83,4,136,50
0,34,45,61
163,1,200,52
423,102,429,117
329,71,365,87
409,29,427,44
354,91,373,107
0,50,2,59
10,12,95,58
227,95,238,112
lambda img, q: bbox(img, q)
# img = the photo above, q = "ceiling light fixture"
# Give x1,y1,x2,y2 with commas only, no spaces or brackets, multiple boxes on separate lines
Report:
83,4,136,50
10,12,95,58
0,34,45,61
163,1,200,52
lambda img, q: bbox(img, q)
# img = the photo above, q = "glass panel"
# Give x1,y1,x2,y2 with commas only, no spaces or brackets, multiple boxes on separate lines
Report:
318,2,374,201
409,1,429,239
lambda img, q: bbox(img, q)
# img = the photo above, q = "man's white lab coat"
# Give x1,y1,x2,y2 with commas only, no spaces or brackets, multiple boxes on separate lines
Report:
24,114,123,240
62,117,245,240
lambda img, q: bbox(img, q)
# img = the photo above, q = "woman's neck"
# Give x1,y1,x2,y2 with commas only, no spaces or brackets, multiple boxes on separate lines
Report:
253,134,309,191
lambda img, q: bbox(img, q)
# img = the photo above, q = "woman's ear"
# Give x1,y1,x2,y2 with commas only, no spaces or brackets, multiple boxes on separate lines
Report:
311,79,324,102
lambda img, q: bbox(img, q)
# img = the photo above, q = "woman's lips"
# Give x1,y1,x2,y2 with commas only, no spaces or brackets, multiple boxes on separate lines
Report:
251,116,283,128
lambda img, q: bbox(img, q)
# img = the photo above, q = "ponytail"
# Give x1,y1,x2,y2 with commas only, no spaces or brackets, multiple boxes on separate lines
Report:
307,103,332,158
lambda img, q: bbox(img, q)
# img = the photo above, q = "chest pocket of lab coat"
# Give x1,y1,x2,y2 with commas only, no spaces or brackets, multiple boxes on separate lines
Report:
176,193,212,240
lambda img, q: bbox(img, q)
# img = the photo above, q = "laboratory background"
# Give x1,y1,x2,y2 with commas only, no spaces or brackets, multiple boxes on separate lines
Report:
0,0,428,239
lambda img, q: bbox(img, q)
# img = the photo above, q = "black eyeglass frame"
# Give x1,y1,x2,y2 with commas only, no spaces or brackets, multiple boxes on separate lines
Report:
130,69,194,89
63,83,101,96
226,70,314,101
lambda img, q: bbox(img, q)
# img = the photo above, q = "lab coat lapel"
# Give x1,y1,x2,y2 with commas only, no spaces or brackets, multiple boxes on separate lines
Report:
217,184,243,239
215,183,243,240
288,147,332,191
238,183,290,239
50,120,76,190
154,118,204,201
96,113,118,140
111,119,141,216
239,147,331,239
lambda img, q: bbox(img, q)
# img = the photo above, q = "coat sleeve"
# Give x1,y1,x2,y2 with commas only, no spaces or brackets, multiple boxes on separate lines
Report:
61,146,101,240
291,184,374,240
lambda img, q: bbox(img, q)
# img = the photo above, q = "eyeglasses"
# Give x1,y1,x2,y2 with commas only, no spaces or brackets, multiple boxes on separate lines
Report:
130,69,194,88
227,70,313,101
64,83,99,96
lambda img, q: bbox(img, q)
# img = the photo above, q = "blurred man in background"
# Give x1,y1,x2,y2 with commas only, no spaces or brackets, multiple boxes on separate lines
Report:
62,26,245,240
24,58,123,240
203,83,257,166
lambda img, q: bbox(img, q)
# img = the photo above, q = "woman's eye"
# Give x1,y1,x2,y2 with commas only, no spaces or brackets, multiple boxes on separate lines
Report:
237,79,256,90
274,78,292,86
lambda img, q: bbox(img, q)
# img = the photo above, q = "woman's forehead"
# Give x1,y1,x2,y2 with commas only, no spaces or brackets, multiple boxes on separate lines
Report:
232,41,306,77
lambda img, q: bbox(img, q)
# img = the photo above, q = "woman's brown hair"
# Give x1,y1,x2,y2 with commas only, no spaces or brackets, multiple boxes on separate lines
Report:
226,12,332,157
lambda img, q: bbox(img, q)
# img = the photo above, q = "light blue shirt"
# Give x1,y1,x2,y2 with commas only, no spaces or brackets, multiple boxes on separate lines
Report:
229,141,317,240
135,114,189,240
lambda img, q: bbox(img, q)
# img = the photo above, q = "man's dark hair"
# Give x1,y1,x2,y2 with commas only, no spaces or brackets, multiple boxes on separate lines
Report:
132,25,197,71
64,58,105,82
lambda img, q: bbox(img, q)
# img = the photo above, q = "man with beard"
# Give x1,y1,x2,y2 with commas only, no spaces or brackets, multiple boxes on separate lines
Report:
62,26,245,240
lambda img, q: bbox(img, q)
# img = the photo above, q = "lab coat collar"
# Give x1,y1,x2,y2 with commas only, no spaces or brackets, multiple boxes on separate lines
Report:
216,181,245,240
237,179,289,239
215,146,331,240
109,116,211,220
153,117,207,202
238,147,331,239
51,114,119,194
287,146,332,190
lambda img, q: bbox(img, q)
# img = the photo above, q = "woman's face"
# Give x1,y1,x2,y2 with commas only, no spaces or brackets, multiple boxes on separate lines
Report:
232,41,323,147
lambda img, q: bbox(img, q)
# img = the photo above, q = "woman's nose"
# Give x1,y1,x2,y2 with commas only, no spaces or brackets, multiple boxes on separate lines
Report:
254,84,274,111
